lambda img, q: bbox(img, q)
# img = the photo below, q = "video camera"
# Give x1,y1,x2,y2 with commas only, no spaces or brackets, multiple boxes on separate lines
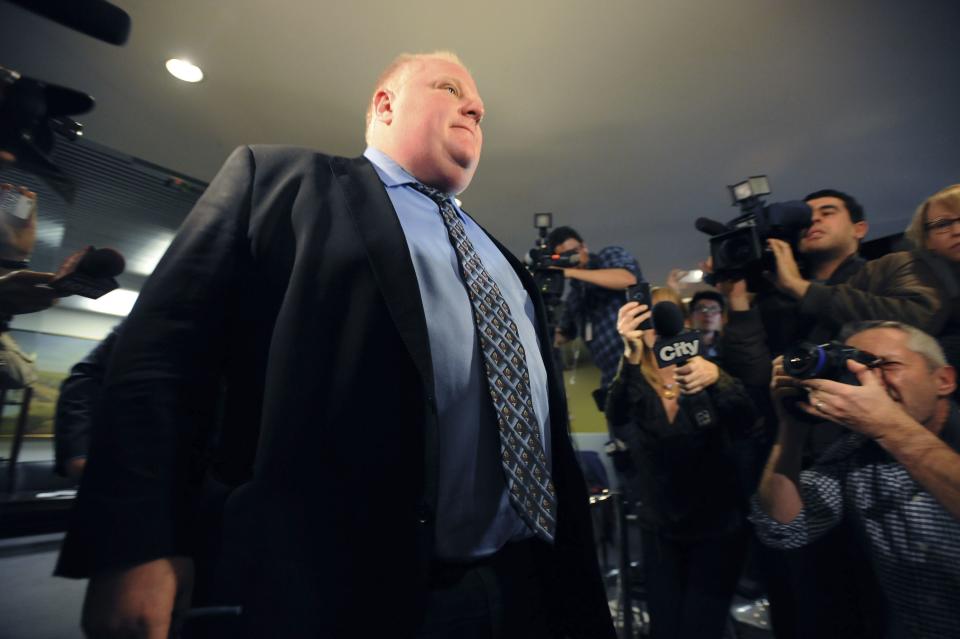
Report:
526,213,579,329
695,175,812,291
0,1,132,202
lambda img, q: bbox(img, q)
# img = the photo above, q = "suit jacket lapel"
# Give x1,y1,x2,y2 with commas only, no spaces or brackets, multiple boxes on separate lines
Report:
330,155,435,395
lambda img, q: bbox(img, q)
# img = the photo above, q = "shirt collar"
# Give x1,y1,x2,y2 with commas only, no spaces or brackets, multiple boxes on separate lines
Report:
363,146,417,188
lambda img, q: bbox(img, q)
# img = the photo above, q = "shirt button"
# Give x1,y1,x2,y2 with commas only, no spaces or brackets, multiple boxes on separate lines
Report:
417,503,432,524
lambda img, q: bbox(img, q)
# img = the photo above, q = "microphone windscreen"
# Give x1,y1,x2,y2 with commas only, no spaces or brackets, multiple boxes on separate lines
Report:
695,217,729,237
9,0,131,46
77,247,125,278
652,301,685,338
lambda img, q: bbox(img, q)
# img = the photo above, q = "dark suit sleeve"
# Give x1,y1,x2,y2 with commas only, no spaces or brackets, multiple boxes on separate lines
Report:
53,326,120,476
56,147,255,578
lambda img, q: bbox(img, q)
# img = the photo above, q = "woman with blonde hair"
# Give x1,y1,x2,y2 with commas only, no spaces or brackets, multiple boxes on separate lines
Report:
904,184,960,379
606,286,756,639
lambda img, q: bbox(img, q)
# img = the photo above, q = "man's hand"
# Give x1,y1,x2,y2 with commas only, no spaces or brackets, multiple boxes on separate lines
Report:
617,301,649,364
82,556,194,639
700,256,749,311
769,355,812,431
666,268,685,293
674,356,719,394
799,360,914,439
766,239,810,300
0,270,58,314
553,327,569,347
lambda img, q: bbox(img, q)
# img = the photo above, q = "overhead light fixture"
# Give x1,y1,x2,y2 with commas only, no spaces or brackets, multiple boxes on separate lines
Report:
165,58,203,83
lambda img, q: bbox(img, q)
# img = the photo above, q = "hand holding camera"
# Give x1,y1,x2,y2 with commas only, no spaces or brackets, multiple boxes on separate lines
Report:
798,361,911,440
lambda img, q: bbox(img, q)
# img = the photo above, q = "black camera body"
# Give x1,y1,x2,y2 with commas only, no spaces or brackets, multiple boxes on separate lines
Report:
781,341,879,422
526,213,579,332
697,176,812,291
783,341,879,385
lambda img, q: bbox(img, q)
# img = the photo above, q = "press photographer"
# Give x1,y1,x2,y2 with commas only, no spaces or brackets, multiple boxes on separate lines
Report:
549,225,641,394
702,183,945,639
753,320,960,638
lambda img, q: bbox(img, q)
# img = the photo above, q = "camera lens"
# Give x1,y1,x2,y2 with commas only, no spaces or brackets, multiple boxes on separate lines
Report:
783,343,827,379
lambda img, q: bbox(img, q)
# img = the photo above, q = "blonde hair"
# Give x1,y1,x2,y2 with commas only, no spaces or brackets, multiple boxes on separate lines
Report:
639,287,688,392
904,184,960,249
364,50,466,142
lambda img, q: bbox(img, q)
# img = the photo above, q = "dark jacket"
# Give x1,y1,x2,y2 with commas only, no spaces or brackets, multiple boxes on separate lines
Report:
722,250,944,459
606,361,756,540
53,326,120,477
56,147,614,638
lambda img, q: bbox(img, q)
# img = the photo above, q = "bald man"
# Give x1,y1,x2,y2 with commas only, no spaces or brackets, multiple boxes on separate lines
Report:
58,52,614,639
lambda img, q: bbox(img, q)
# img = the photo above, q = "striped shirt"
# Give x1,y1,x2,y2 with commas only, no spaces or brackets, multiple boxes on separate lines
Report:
750,409,960,638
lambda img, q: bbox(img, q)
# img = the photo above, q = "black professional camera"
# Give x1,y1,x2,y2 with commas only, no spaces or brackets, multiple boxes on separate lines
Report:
0,1,131,202
526,213,579,330
784,341,880,385
780,340,879,422
695,175,812,290
0,66,92,202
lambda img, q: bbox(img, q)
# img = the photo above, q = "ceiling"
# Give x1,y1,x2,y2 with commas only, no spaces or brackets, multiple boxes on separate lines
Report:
1,0,959,288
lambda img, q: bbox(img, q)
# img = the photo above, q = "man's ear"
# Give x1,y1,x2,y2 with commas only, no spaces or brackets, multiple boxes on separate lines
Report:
372,89,395,125
935,364,956,398
853,220,869,241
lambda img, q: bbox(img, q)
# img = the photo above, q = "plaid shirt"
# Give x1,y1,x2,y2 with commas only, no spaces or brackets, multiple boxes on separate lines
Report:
558,246,641,388
750,408,960,638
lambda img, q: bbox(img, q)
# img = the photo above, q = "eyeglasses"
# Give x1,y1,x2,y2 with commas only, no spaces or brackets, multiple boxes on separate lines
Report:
693,305,722,315
924,217,960,235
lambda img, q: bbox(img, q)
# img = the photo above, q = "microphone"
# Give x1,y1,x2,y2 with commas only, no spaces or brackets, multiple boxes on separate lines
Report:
651,301,701,367
695,217,729,237
8,0,132,46
49,246,124,299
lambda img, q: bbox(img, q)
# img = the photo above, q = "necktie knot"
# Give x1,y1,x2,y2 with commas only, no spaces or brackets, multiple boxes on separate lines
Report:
409,182,449,207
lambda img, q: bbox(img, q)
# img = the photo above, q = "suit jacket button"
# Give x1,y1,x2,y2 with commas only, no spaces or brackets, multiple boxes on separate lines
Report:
417,504,432,524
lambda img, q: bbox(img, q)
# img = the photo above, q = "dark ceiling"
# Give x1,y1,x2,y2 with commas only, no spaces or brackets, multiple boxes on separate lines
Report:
1,0,959,287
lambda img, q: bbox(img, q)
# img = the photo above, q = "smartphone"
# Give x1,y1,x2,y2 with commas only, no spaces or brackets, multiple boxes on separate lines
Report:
626,281,653,329
0,188,36,220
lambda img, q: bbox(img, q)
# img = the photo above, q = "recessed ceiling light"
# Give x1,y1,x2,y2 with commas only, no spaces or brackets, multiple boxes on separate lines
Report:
165,58,204,83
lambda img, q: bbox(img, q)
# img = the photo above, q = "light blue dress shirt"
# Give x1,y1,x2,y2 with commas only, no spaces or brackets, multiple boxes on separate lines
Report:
364,147,552,560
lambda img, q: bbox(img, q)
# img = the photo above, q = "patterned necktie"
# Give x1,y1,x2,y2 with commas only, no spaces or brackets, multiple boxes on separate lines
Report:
410,182,557,543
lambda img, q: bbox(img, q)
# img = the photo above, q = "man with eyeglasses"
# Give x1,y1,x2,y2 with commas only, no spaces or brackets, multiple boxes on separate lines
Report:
753,320,960,638
689,290,725,359
716,188,944,639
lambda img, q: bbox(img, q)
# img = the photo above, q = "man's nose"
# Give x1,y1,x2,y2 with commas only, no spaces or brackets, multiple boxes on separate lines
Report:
462,96,484,124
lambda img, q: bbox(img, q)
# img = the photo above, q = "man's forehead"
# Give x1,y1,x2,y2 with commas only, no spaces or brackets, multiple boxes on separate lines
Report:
408,58,474,85
846,328,909,357
807,197,848,213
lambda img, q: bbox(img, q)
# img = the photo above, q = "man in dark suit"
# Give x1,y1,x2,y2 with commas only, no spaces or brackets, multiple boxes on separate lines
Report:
57,51,614,638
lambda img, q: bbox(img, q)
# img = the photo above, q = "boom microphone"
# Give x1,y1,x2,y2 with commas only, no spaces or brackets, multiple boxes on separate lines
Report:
695,217,729,237
49,246,124,299
651,301,701,367
8,0,132,46
651,300,685,337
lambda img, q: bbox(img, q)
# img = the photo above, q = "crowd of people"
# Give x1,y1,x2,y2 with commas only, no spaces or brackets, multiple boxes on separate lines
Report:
3,46,957,638
605,184,960,638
